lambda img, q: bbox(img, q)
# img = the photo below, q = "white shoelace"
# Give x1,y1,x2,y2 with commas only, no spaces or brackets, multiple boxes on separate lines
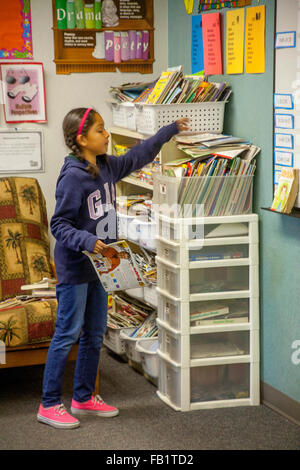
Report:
92,395,104,406
54,404,67,415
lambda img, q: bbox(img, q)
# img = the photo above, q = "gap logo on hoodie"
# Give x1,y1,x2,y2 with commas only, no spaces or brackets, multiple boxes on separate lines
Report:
87,182,117,240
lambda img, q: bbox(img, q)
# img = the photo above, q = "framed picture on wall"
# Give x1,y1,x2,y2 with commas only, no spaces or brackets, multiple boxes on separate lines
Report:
0,62,47,123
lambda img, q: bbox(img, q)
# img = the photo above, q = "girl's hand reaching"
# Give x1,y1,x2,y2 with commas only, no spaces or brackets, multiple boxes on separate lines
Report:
176,117,190,133
93,239,107,253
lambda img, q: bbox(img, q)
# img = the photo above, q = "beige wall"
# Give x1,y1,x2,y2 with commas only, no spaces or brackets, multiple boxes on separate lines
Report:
1,0,168,255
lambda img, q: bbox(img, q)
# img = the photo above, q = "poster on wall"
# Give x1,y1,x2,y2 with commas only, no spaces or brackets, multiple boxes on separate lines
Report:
0,62,47,123
0,0,33,60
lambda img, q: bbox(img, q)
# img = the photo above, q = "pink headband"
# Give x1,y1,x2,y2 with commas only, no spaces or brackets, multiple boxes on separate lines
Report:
77,107,92,137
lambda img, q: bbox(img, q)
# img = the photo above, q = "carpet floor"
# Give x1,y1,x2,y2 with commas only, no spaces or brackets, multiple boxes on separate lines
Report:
0,347,299,451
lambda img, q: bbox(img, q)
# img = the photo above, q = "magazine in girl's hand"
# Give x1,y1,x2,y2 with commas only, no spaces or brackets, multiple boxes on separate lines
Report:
83,240,147,292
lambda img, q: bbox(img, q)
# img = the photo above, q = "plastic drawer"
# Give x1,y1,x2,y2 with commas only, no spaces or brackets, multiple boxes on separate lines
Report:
156,258,258,300
155,213,258,244
157,292,259,333
158,355,259,410
157,236,258,267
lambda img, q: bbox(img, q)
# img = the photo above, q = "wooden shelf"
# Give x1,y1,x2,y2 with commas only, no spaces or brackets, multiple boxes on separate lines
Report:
52,0,154,75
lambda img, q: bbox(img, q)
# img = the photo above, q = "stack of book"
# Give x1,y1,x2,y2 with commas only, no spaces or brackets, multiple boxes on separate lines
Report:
20,278,57,298
144,66,231,105
109,66,231,104
162,133,260,216
190,302,248,326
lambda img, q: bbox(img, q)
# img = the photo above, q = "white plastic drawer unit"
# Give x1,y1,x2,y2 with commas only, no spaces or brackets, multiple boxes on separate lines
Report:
156,294,258,332
156,257,258,300
156,236,259,268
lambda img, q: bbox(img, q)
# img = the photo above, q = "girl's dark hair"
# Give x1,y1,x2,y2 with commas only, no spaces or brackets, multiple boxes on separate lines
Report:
63,107,106,178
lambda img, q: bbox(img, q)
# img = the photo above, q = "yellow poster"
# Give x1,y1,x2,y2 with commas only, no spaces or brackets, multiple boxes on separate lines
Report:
226,9,245,74
245,5,266,74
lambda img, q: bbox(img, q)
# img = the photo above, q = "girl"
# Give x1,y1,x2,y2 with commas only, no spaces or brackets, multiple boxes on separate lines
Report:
37,107,189,429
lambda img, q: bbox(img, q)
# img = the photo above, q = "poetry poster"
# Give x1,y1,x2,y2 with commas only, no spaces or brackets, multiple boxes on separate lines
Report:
226,8,245,74
245,5,265,74
202,12,223,75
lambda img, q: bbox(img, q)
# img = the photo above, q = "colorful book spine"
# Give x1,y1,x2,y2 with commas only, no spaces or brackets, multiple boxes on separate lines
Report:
105,31,114,61
66,0,76,28
94,0,102,29
114,32,121,63
136,31,143,59
74,0,85,28
129,30,137,59
142,30,149,60
56,0,67,29
121,32,130,61
84,1,95,28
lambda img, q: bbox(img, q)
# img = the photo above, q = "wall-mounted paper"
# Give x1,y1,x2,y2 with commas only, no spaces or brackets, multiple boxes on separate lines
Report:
274,150,294,167
191,15,204,74
245,5,265,74
274,113,294,129
0,129,43,173
226,9,244,74
202,12,223,75
275,31,296,49
274,132,294,149
274,93,294,109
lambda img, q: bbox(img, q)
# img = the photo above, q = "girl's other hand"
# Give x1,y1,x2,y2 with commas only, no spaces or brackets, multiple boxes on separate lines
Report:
176,117,190,132
93,239,107,253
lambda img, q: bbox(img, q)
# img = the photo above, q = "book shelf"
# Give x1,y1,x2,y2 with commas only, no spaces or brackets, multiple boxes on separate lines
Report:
155,213,260,411
51,0,154,75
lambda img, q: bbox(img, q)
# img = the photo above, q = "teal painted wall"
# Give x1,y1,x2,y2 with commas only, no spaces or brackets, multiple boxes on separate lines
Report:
168,0,300,403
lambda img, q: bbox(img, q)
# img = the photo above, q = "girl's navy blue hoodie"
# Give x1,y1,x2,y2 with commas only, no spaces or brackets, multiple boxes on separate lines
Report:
50,122,178,284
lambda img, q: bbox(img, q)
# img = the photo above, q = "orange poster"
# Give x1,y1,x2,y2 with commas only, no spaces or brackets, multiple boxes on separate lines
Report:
202,12,223,76
0,0,33,59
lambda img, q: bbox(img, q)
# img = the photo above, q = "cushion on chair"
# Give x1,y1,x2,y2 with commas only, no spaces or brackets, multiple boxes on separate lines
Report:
0,299,57,347
0,177,52,301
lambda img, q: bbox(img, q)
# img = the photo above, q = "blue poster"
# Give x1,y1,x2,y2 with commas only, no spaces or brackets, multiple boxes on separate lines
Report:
191,15,204,74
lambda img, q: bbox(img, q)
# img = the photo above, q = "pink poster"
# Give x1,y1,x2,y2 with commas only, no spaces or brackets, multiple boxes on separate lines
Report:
202,13,223,76
0,62,47,123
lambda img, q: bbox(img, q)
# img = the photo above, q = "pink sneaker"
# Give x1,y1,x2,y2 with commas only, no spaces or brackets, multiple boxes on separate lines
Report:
71,394,119,417
37,403,80,429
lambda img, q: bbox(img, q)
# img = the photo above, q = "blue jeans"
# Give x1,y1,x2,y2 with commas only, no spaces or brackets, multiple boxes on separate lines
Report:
42,280,108,407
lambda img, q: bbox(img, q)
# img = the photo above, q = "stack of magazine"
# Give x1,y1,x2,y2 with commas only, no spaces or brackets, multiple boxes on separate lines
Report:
108,293,154,330
162,133,260,216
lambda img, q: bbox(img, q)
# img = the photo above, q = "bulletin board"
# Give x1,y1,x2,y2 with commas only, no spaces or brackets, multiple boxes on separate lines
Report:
274,0,300,210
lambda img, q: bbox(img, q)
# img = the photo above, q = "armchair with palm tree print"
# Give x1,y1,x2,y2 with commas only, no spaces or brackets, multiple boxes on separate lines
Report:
0,177,57,347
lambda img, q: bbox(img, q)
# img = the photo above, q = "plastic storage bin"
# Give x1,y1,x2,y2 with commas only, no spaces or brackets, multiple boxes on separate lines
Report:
158,354,259,410
139,219,157,251
156,257,258,300
136,338,159,379
158,322,257,367
117,212,140,241
156,236,258,268
152,174,254,218
156,291,256,332
119,327,154,364
111,102,136,131
125,287,144,301
135,102,226,135
104,325,127,356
